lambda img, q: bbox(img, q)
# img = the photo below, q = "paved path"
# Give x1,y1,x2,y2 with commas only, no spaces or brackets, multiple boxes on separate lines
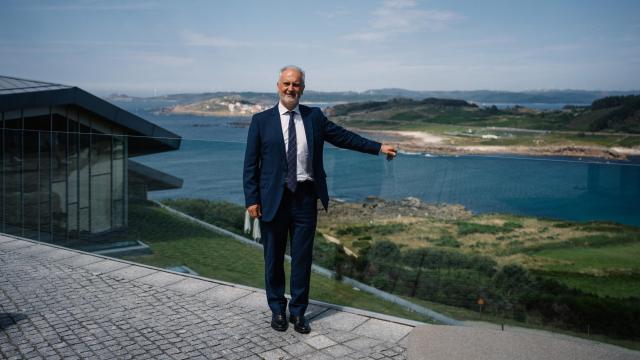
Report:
3,234,639,360
0,235,413,359
408,325,640,360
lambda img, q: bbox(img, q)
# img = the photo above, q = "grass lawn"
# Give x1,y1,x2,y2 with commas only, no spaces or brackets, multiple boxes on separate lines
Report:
124,202,436,323
533,242,640,298
535,242,640,272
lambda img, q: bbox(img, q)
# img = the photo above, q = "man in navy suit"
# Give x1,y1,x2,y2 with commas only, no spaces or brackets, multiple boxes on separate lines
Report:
243,66,397,333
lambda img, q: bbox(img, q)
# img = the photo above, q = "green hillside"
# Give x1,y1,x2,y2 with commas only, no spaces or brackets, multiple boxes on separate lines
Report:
328,95,640,134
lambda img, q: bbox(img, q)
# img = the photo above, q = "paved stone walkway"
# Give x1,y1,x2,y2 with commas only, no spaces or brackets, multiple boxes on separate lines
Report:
0,234,413,359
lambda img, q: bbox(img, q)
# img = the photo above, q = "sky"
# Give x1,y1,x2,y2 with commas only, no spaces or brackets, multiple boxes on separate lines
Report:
1,0,639,96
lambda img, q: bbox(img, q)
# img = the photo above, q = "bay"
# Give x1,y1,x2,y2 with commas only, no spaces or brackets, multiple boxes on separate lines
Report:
117,100,640,227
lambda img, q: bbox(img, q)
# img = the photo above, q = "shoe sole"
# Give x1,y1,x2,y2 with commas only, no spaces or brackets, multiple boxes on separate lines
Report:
289,319,311,334
293,326,310,334
271,322,288,332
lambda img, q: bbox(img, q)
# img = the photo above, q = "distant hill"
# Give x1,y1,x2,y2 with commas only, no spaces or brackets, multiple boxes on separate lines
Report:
106,89,640,107
327,95,640,134
581,95,640,132
359,89,640,104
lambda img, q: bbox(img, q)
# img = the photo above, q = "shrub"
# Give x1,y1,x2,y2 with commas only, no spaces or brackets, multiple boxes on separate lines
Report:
456,221,521,235
432,235,461,247
161,198,245,234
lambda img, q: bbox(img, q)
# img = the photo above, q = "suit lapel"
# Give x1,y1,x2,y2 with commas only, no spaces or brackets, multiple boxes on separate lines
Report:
271,105,287,161
300,105,314,164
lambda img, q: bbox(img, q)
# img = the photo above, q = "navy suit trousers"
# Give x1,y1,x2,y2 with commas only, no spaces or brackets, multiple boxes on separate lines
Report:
259,180,317,317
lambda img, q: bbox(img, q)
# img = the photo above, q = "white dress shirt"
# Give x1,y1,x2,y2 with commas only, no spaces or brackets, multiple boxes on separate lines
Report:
278,102,313,182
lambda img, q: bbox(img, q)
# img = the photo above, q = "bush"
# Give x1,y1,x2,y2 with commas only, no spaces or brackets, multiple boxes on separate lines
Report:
402,247,497,275
456,221,521,235
432,235,461,247
162,199,245,234
336,223,408,237
367,240,401,262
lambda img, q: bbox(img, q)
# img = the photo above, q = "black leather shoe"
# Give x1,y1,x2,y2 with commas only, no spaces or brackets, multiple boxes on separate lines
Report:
271,313,288,331
289,315,311,334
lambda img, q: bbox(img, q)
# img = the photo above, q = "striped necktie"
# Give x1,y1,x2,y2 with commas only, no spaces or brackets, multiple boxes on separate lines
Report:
285,110,297,192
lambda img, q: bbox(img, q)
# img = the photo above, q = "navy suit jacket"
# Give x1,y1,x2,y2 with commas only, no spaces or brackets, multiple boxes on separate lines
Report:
243,104,382,222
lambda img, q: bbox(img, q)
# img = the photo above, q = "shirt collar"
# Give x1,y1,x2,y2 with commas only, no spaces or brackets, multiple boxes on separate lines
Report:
278,102,300,116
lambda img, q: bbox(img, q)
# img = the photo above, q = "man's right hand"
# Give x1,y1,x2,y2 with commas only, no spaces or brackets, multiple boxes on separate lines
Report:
247,204,261,219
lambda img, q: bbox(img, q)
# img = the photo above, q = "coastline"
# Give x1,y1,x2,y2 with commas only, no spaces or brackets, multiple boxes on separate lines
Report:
160,108,253,117
357,129,640,161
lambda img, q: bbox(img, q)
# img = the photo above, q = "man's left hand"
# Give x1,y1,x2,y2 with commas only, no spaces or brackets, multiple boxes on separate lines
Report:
380,144,397,160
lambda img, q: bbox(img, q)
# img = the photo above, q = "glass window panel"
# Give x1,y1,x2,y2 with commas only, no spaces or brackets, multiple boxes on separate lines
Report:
38,131,51,238
52,130,68,182
79,130,90,208
91,133,111,176
67,201,78,239
113,135,124,159
51,179,67,241
79,207,89,238
112,199,124,229
112,156,124,201
22,130,40,234
90,173,111,233
0,126,4,229
4,129,23,233
67,123,79,204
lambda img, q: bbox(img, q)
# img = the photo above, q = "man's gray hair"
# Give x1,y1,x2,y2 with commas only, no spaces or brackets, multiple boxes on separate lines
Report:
279,65,305,85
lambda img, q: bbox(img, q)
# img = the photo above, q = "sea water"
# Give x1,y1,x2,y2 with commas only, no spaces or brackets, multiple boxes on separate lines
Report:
121,100,640,227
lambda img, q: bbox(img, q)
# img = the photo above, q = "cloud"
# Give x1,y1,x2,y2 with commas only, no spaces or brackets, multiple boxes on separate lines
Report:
124,52,195,67
182,31,251,48
181,30,321,50
343,0,464,42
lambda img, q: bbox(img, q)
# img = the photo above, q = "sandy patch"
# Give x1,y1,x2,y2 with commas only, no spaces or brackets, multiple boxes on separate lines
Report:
391,130,444,144
610,147,640,156
357,129,444,145
320,232,357,257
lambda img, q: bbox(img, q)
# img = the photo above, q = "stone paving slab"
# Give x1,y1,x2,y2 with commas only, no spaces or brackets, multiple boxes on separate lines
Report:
0,235,16,243
36,248,79,262
311,309,370,332
137,270,186,288
228,290,268,310
165,277,220,295
54,253,104,267
17,244,57,257
0,235,409,359
1,239,35,250
198,284,253,306
108,265,158,281
305,303,329,321
353,318,413,343
80,259,130,274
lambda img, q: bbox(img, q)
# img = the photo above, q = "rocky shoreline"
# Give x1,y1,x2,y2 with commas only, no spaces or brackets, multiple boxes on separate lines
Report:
358,129,640,161
159,107,252,117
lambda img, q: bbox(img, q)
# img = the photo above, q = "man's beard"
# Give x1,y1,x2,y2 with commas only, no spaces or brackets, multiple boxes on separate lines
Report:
280,93,299,108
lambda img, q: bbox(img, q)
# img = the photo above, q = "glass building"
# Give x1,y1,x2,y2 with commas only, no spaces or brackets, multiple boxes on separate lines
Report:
0,76,182,246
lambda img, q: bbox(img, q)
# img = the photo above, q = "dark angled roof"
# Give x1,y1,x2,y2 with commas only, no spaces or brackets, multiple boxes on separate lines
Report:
0,76,72,95
0,75,181,156
128,160,183,191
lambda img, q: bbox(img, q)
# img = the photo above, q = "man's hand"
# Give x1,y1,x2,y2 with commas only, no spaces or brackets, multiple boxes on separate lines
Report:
380,144,398,161
247,204,261,219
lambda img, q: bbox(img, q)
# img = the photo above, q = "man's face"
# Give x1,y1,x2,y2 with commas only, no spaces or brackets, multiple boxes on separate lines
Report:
277,69,304,110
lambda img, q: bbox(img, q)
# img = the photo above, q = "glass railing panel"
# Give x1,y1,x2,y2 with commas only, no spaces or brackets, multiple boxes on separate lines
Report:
2,128,639,347
316,149,640,346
